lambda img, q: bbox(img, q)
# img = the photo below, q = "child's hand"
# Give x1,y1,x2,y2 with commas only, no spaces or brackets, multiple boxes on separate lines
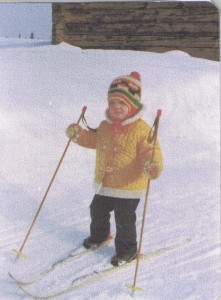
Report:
144,161,161,180
65,124,81,141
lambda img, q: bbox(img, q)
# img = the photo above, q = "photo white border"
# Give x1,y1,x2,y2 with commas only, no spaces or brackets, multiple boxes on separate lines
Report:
0,1,220,298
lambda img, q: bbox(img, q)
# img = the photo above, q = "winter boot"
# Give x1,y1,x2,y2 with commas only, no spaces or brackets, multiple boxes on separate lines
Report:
111,253,137,267
83,232,113,249
83,237,99,249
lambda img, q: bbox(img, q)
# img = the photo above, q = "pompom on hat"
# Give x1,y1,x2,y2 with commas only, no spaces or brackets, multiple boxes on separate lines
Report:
108,71,142,118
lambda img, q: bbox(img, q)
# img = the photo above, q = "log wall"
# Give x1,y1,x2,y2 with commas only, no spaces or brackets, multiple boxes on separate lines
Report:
52,2,220,61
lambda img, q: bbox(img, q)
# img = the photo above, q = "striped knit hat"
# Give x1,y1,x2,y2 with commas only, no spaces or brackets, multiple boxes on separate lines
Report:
108,71,142,117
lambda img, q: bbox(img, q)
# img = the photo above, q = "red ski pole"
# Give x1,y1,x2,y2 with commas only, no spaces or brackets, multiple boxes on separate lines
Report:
126,109,162,292
13,106,87,258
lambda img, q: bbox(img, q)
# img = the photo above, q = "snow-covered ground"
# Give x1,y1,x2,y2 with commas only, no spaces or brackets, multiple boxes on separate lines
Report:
0,38,220,299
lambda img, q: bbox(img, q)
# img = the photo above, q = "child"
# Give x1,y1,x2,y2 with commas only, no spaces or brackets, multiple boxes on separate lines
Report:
66,72,163,266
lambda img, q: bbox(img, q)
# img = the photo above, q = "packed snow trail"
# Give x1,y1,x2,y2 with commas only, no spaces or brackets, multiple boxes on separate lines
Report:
13,239,191,299
0,39,220,300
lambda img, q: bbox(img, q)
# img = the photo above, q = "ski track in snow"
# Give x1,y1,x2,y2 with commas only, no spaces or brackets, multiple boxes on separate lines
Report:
0,39,220,299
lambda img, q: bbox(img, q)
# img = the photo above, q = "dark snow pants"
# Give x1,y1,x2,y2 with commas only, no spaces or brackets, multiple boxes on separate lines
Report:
89,194,140,258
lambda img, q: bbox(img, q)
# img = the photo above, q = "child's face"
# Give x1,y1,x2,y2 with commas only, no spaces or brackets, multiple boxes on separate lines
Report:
108,99,129,120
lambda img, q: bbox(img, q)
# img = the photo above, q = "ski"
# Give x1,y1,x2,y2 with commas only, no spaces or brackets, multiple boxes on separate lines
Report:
18,239,190,299
9,238,112,285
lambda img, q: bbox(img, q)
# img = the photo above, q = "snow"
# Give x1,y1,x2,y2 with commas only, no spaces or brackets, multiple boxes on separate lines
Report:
0,38,220,299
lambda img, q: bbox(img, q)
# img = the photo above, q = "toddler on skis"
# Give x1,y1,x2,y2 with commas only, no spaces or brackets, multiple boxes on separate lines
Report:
66,71,163,266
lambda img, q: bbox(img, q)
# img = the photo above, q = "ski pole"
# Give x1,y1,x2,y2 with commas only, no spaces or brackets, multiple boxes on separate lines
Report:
126,109,162,292
13,106,87,259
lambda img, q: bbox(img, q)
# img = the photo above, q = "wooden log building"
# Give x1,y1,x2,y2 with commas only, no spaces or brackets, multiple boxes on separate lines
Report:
52,1,220,61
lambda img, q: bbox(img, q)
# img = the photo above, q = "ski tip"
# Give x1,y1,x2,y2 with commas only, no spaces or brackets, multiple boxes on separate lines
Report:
8,272,17,282
12,249,27,259
8,272,18,283
125,283,143,292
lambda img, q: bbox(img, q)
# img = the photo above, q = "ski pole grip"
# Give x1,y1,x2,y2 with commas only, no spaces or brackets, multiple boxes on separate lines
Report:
82,106,87,114
76,106,87,125
157,109,162,117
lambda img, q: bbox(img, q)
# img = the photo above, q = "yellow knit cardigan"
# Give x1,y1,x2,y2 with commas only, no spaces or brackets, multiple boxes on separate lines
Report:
75,113,163,198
